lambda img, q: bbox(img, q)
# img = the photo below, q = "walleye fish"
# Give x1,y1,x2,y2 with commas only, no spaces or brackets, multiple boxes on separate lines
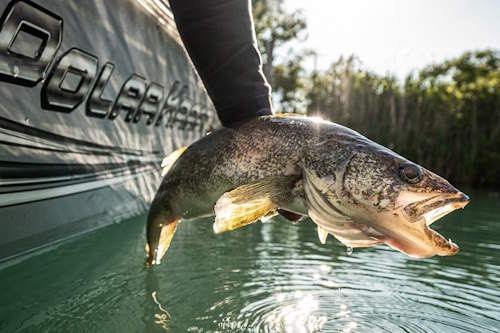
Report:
145,114,469,266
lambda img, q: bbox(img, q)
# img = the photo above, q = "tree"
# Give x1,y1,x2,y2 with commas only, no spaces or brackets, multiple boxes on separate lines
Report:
307,50,500,188
252,3,499,187
252,0,307,112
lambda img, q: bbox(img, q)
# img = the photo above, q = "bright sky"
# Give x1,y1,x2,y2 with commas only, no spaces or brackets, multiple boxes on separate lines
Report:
283,0,500,79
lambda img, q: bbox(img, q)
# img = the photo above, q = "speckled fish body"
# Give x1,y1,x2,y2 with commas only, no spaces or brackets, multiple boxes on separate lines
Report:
145,115,469,265
152,115,310,219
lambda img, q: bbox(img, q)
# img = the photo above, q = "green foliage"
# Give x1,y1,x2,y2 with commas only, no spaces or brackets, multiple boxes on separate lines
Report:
252,3,499,188
252,0,308,113
253,0,306,49
307,50,500,188
272,52,309,113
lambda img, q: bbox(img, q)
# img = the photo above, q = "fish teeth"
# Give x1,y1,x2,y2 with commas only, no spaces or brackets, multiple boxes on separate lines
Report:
317,225,328,244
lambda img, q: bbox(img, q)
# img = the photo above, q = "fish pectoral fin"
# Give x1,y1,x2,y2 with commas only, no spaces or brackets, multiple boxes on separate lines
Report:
213,176,298,234
261,210,279,223
213,196,277,233
161,147,187,176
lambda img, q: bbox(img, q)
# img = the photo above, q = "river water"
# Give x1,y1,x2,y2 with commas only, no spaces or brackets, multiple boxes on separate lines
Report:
0,189,498,332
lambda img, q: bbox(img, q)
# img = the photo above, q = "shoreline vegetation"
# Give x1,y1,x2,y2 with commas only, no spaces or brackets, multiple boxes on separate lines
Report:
253,0,500,189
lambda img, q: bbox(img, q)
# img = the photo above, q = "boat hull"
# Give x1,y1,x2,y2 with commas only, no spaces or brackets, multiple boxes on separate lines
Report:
0,0,217,261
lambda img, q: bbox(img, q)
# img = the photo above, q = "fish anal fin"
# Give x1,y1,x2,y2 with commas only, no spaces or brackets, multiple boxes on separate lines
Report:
213,176,298,234
161,147,187,176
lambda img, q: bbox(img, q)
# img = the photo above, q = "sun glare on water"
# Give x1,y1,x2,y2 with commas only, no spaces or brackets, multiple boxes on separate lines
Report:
263,290,360,332
265,291,327,332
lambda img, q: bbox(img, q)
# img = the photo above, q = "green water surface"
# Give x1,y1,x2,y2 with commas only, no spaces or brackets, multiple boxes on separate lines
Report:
0,190,499,332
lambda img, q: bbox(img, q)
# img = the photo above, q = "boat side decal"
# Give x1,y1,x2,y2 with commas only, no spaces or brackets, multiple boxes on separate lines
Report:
0,160,148,183
41,48,99,113
0,0,216,133
0,163,155,207
0,0,62,87
0,116,159,157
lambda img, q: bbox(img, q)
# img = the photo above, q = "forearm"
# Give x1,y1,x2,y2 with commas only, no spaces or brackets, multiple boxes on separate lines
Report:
170,0,272,127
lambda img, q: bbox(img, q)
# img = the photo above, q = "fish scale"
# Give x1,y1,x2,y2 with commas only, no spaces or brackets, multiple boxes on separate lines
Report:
145,115,469,266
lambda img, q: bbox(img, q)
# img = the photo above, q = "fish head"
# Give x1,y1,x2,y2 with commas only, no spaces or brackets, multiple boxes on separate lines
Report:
307,129,469,258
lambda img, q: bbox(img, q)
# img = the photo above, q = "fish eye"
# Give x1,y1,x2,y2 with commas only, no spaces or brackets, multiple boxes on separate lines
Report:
399,163,423,184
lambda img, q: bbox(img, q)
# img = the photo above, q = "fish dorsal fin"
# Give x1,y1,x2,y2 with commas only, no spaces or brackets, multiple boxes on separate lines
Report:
271,113,304,118
303,168,382,247
161,147,187,176
213,176,297,234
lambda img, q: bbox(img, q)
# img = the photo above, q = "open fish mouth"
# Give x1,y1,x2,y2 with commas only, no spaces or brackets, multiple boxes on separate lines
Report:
422,197,469,225
387,191,470,257
304,167,470,258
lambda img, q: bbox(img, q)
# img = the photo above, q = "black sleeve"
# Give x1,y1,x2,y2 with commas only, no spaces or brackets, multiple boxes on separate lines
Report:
169,0,272,127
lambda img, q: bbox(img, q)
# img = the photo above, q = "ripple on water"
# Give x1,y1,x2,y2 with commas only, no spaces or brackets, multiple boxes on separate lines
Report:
0,191,499,332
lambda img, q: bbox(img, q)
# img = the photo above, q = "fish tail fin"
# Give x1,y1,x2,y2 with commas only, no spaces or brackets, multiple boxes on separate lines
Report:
145,210,179,266
161,147,187,176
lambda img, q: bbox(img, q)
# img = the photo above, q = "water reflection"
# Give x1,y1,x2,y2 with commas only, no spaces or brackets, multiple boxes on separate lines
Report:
0,190,498,332
152,291,171,331
143,269,172,332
